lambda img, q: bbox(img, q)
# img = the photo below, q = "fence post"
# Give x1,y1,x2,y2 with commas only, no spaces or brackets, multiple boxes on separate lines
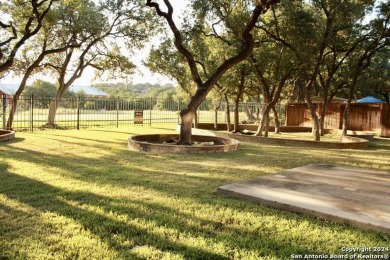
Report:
116,96,119,128
149,97,152,126
177,100,180,124
77,96,80,130
30,95,34,132
214,109,218,129
2,94,6,130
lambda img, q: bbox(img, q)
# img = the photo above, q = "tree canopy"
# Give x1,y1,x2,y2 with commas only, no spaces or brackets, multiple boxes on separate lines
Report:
0,0,57,75
1,0,389,140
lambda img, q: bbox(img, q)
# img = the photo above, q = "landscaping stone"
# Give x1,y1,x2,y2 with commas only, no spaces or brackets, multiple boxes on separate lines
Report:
0,130,15,142
128,134,240,153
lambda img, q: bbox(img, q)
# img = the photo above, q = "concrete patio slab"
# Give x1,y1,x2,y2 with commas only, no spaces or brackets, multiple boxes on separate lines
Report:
218,164,390,234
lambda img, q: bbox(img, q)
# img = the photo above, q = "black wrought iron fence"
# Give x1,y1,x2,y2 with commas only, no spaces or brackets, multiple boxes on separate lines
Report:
1,95,285,131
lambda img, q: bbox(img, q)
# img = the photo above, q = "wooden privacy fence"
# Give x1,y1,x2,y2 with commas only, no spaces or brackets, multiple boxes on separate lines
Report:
381,105,390,137
285,103,390,137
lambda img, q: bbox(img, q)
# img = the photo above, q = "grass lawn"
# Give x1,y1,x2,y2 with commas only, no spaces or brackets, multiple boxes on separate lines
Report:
0,126,389,259
266,131,343,142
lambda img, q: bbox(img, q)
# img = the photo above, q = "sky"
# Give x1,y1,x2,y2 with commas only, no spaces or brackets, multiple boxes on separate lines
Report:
4,1,381,87
2,1,189,86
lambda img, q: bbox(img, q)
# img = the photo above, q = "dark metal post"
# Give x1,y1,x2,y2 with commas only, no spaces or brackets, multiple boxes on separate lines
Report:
214,109,218,129
2,94,6,130
177,100,180,124
77,96,80,130
149,97,152,126
30,95,34,132
116,96,119,128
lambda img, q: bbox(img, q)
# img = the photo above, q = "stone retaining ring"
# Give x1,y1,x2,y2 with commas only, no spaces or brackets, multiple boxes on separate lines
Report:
128,134,240,154
0,130,15,142
191,128,370,149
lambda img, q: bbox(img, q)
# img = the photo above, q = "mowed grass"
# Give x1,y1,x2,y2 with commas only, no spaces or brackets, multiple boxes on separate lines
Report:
266,131,343,141
0,126,389,259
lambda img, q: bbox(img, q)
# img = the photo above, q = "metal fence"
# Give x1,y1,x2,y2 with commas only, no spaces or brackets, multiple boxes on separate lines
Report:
1,95,285,131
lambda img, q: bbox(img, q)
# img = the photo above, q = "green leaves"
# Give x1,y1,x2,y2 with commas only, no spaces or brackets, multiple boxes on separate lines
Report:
0,0,57,74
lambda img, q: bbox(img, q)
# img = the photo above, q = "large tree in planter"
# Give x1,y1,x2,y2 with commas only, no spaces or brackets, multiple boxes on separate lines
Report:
145,0,280,145
147,35,252,132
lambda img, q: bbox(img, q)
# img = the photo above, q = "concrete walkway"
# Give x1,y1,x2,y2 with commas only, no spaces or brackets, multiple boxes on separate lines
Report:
218,164,390,234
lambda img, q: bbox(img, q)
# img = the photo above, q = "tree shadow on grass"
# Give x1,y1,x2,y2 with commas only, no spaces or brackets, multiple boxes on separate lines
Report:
1,133,388,258
0,170,229,259
0,162,335,259
368,137,390,151
87,129,142,135
1,172,320,259
43,134,127,147
0,137,25,145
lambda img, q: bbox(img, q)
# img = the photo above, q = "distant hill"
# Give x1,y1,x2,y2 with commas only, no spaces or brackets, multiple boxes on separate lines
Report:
92,82,176,98
130,83,174,94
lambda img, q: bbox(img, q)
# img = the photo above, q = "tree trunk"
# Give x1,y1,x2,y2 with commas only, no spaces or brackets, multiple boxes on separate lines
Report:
255,76,287,136
6,97,19,130
255,103,271,136
272,106,280,133
7,77,30,129
233,103,240,133
342,101,351,135
244,105,254,122
319,101,329,136
264,113,270,137
47,97,60,127
342,86,355,135
224,94,232,131
233,66,246,132
178,108,195,145
312,117,321,141
308,104,321,141
255,93,261,120
306,93,321,141
47,87,68,127
6,51,47,129
7,79,32,129
177,85,210,144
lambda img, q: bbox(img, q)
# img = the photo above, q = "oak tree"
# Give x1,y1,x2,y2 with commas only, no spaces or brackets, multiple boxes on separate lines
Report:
146,0,280,144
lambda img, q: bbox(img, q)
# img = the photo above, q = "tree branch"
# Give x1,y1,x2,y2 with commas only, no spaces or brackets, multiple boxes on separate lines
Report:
146,0,203,87
0,0,57,73
200,20,233,46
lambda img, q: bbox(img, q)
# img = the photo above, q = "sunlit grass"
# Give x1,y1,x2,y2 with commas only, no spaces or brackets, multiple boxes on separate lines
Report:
0,127,389,259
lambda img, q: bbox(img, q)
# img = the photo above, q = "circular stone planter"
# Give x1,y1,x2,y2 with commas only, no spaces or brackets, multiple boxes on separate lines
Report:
192,128,370,149
0,130,15,142
128,134,240,153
